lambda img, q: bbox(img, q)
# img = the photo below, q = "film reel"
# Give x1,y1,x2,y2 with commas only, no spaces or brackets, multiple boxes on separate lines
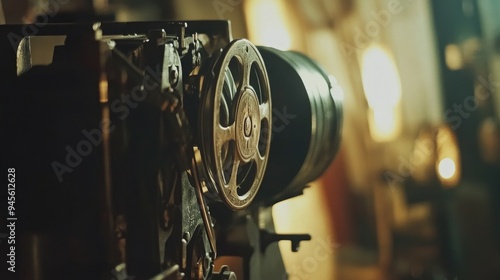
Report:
255,47,343,202
198,39,272,210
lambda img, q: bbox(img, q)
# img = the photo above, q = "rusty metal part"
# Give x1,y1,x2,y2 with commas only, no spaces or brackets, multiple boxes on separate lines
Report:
191,148,218,256
212,266,237,280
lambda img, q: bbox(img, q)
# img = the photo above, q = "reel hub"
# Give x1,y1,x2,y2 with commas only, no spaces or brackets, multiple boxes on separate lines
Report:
235,88,260,162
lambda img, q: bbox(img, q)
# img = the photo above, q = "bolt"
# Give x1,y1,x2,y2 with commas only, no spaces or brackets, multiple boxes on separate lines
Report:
204,253,212,270
170,67,179,86
244,116,252,137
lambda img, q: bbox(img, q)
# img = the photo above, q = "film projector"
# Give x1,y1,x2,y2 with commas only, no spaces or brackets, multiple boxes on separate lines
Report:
0,20,342,280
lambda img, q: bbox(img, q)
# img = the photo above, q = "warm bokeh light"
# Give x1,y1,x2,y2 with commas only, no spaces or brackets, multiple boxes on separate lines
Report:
244,0,292,50
435,125,461,187
361,45,402,142
445,44,464,70
361,46,402,108
437,157,456,180
368,107,402,142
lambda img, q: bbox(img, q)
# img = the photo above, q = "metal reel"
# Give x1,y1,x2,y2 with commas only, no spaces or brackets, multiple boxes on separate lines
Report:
199,39,272,210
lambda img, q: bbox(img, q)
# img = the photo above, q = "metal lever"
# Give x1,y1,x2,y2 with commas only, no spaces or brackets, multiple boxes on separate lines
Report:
149,264,180,280
212,266,237,280
260,230,311,253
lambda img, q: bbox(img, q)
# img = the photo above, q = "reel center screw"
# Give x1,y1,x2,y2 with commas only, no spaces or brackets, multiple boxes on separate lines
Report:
244,116,252,137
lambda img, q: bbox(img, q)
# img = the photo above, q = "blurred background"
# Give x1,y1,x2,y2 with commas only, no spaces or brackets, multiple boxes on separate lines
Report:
2,0,500,279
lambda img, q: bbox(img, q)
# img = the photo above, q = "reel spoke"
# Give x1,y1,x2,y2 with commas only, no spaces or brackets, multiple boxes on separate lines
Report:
259,102,271,121
215,124,235,148
254,151,265,171
241,58,252,90
228,158,240,189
